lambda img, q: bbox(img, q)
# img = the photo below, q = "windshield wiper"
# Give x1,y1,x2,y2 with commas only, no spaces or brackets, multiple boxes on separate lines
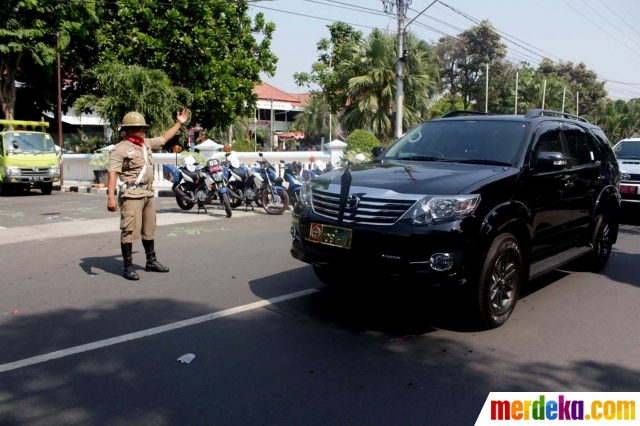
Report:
454,159,512,166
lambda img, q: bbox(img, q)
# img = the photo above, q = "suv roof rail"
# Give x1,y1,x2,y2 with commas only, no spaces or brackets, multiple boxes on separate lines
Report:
439,110,497,118
524,109,590,123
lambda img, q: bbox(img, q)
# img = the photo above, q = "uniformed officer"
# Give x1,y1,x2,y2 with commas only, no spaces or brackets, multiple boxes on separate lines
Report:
107,110,191,280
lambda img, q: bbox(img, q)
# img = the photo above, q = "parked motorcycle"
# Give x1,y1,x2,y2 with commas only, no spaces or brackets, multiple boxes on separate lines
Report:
163,157,232,218
279,160,303,204
222,152,264,211
255,152,290,215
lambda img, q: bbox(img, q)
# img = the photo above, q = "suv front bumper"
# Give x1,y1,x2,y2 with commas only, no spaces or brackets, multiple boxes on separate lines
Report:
290,207,479,286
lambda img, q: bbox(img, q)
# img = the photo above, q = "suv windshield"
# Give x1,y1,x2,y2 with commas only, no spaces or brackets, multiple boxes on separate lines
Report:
613,141,640,159
2,132,56,155
382,120,529,165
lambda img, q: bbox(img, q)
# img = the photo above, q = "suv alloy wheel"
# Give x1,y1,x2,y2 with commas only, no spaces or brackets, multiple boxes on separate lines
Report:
475,233,524,329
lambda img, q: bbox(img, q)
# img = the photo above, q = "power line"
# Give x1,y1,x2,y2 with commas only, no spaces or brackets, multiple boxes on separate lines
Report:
597,0,640,40
436,0,640,86
299,0,388,18
611,0,640,26
577,0,640,49
559,0,640,58
250,4,395,31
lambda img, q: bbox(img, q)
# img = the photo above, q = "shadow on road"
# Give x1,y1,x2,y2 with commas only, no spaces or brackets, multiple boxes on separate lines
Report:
1,293,640,425
248,265,573,335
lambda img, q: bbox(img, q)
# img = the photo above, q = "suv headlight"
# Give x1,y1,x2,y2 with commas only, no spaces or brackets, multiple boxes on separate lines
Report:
4,167,20,176
300,181,312,207
403,195,481,225
49,167,60,175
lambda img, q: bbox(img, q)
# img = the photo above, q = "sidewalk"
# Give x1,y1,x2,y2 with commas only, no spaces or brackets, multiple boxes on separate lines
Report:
58,181,175,197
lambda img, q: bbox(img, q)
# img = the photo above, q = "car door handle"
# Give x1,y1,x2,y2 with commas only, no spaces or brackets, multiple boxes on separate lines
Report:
597,175,605,180
564,181,574,188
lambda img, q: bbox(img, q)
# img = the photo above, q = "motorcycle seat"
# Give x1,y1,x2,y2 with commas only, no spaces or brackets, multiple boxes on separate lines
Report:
230,165,249,180
182,169,199,181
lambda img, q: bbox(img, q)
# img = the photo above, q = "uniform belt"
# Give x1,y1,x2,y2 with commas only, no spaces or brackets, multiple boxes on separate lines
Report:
122,182,152,189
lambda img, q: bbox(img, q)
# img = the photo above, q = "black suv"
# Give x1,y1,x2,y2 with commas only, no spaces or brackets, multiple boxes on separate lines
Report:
290,109,621,329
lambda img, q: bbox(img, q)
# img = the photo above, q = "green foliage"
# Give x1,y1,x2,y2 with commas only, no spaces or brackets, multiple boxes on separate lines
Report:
436,20,507,110
89,151,110,170
96,0,278,129
294,22,363,114
336,29,440,142
345,129,380,155
231,139,255,152
427,95,465,119
593,98,640,143
0,0,98,120
73,62,193,138
289,94,336,143
537,58,607,118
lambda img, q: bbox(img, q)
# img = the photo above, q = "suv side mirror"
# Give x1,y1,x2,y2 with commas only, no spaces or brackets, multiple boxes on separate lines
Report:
372,146,386,157
535,152,567,172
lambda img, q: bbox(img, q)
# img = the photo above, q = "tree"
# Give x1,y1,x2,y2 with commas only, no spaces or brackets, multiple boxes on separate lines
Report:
345,129,379,154
537,58,607,118
436,20,507,110
289,94,335,144
0,0,98,120
294,22,363,95
73,62,192,139
294,22,362,141
336,29,440,143
95,0,277,129
508,65,569,114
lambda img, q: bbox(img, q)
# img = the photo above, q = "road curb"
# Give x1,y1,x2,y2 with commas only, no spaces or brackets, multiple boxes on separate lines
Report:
60,185,174,198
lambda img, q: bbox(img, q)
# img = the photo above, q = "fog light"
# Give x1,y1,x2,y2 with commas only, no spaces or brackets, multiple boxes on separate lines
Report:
429,253,453,271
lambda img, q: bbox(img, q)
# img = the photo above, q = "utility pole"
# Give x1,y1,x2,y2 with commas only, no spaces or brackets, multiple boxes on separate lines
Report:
485,63,489,113
562,86,566,113
576,91,579,116
56,31,64,186
268,97,274,152
541,79,547,110
383,0,412,140
514,72,519,115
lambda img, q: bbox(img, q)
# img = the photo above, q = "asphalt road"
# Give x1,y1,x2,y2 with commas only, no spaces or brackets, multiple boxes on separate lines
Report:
1,191,640,425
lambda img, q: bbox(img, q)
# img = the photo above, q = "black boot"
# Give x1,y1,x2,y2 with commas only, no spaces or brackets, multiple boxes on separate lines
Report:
121,243,139,280
143,239,169,272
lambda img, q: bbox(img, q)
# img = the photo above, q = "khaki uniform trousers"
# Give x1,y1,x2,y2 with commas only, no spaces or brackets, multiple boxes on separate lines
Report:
120,196,156,243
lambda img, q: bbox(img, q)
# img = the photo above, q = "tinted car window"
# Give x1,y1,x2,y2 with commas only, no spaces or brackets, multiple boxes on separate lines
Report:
562,125,595,166
613,141,640,159
533,122,563,155
382,120,529,165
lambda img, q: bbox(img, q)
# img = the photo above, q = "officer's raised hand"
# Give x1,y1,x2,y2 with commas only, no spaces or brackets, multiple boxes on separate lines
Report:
177,109,191,124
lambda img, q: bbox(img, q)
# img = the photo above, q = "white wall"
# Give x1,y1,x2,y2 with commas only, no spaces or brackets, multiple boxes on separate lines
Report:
61,151,336,184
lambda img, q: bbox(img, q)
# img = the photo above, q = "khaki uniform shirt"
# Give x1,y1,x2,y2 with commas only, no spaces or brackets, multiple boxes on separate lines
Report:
108,137,164,198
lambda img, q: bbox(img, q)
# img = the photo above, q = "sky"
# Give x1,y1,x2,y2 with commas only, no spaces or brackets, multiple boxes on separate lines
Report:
248,0,640,102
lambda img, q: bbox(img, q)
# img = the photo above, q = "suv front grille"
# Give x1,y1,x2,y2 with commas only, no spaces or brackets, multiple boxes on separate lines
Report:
20,168,49,176
621,173,640,182
311,189,416,226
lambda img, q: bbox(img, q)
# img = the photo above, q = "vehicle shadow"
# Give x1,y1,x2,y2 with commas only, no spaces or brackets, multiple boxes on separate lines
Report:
2,296,640,425
248,266,573,335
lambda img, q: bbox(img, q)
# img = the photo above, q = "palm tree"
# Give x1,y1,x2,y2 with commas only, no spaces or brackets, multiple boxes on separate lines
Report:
336,29,440,143
73,61,192,140
289,94,336,143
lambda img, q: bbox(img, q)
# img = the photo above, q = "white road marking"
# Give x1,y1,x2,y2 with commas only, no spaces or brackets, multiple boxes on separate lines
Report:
0,226,6,229
0,211,256,246
0,288,320,373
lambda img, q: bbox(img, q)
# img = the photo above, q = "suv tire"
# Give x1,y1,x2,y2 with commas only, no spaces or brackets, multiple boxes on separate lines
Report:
586,213,614,272
475,233,523,329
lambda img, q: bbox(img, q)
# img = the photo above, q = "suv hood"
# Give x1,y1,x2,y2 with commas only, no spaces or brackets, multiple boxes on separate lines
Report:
314,161,511,195
617,158,640,173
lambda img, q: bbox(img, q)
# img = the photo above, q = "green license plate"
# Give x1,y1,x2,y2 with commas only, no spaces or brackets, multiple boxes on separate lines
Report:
309,223,353,249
